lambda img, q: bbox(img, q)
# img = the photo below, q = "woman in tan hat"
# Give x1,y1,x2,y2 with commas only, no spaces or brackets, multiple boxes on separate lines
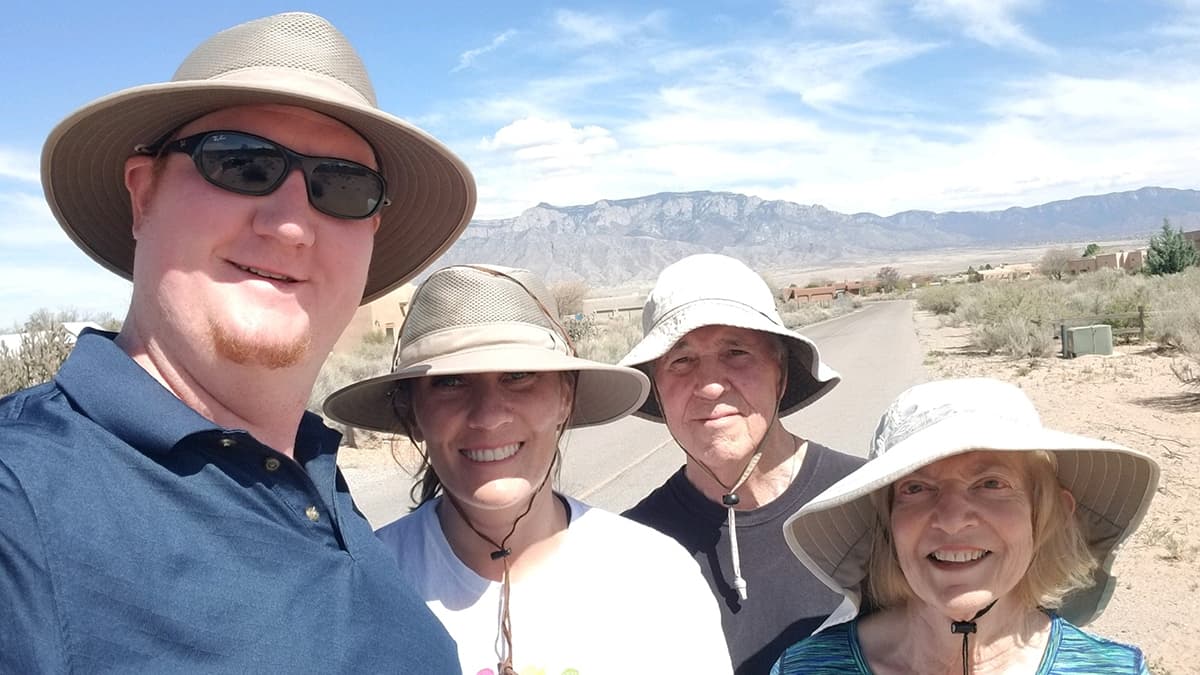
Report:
325,264,732,675
773,378,1157,675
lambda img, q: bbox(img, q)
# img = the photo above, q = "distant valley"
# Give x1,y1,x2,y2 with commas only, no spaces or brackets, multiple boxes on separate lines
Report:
428,186,1200,286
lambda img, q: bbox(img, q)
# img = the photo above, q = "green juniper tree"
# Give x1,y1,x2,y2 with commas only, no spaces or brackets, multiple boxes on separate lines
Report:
1145,218,1198,276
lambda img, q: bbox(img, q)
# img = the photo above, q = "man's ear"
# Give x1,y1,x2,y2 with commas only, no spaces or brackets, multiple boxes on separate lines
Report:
124,155,157,237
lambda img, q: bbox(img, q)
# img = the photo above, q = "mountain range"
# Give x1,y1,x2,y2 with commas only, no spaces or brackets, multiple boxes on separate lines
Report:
429,186,1200,286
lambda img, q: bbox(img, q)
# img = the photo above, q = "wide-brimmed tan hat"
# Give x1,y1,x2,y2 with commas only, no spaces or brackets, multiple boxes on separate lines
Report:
41,12,475,304
783,378,1159,628
324,265,650,431
619,253,840,420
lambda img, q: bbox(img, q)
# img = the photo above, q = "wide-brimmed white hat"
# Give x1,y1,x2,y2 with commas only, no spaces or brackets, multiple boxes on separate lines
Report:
41,12,475,304
619,253,840,420
783,378,1159,627
324,265,650,432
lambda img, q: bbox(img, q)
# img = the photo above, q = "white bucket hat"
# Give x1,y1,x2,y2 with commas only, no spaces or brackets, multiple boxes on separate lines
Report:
783,378,1159,628
324,265,650,431
41,12,476,304
619,253,840,420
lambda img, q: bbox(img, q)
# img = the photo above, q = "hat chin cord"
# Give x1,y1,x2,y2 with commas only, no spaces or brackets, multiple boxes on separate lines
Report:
444,453,558,675
652,384,787,603
949,600,998,675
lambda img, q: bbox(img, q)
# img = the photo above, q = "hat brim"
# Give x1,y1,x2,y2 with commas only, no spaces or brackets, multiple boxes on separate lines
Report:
42,78,475,304
618,298,840,420
782,415,1160,627
323,344,650,433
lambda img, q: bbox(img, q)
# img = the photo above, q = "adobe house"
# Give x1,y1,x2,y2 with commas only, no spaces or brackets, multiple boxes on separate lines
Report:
331,283,416,355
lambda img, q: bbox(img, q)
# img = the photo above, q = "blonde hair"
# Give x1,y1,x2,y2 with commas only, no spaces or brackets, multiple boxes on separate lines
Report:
866,451,1098,611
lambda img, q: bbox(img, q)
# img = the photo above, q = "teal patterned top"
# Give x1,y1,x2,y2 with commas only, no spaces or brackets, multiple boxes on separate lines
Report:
771,613,1148,675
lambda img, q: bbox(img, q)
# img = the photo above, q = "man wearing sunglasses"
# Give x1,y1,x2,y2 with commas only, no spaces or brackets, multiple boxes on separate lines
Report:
1,13,473,673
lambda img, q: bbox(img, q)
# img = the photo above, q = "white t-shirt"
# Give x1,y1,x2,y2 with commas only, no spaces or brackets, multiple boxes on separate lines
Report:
377,494,733,675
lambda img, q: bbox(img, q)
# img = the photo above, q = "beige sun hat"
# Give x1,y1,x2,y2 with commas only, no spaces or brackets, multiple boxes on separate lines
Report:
324,265,650,431
619,253,840,420
783,378,1160,628
40,12,475,304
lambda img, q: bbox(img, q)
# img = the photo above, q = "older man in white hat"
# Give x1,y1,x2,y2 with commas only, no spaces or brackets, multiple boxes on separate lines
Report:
0,13,472,672
620,253,865,675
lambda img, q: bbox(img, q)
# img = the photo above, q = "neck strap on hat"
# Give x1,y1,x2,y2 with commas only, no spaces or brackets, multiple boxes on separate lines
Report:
949,600,998,675
651,376,787,603
445,453,558,675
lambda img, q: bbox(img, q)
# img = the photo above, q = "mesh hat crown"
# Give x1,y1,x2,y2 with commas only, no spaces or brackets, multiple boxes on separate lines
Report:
619,253,840,419
41,11,475,303
324,265,649,431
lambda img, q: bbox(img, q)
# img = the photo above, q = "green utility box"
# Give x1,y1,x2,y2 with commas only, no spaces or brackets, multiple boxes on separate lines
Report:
1062,324,1114,358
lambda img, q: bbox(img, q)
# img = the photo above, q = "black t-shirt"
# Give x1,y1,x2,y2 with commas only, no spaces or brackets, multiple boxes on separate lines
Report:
624,442,865,675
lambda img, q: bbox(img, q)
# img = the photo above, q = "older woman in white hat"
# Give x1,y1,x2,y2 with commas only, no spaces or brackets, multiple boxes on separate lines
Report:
325,264,732,675
773,378,1158,675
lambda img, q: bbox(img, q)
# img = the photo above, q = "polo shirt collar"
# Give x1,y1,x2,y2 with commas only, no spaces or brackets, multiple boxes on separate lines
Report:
56,329,220,455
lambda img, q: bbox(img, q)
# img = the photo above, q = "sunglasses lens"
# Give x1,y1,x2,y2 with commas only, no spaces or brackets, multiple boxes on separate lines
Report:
188,132,386,219
307,160,386,219
196,133,287,195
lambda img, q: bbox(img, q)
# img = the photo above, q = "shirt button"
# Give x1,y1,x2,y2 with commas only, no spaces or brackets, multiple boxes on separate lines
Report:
305,506,320,522
219,437,237,448
264,457,281,472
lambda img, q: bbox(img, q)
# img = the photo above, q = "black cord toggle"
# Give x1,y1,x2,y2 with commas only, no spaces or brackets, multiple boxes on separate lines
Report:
950,620,977,634
490,548,512,561
722,493,740,506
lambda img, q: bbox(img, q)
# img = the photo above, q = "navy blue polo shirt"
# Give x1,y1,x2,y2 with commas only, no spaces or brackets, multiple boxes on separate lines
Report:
0,330,459,673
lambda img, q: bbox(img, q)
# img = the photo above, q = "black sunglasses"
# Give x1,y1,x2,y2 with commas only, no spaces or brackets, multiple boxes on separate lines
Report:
150,130,390,220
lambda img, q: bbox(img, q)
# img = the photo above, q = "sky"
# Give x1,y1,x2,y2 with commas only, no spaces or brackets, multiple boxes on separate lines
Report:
3,0,1200,328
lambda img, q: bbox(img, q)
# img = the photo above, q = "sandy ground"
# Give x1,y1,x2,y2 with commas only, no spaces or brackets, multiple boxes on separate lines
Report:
914,311,1200,675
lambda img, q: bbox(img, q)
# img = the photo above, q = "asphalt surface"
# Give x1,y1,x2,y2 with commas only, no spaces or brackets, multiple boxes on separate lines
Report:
350,299,928,526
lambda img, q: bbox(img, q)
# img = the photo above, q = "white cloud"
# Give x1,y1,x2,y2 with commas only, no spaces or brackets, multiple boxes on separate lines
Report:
552,9,666,47
0,190,69,246
913,0,1051,54
477,117,618,176
781,0,893,32
452,29,517,73
0,147,39,183
449,3,1200,225
0,257,132,329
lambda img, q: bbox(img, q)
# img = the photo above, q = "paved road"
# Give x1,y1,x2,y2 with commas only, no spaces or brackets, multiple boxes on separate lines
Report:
349,299,927,526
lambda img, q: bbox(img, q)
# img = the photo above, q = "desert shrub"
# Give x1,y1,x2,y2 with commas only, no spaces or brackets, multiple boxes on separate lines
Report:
562,315,597,344
973,315,1054,358
1147,286,1200,352
361,328,392,346
952,279,1068,329
575,312,643,364
0,310,81,396
551,279,590,316
1066,268,1148,315
916,285,963,315
778,294,858,330
310,338,393,447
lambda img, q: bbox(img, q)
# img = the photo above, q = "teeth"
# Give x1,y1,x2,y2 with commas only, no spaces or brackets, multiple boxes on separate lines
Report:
462,443,520,463
237,263,294,282
930,549,989,563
